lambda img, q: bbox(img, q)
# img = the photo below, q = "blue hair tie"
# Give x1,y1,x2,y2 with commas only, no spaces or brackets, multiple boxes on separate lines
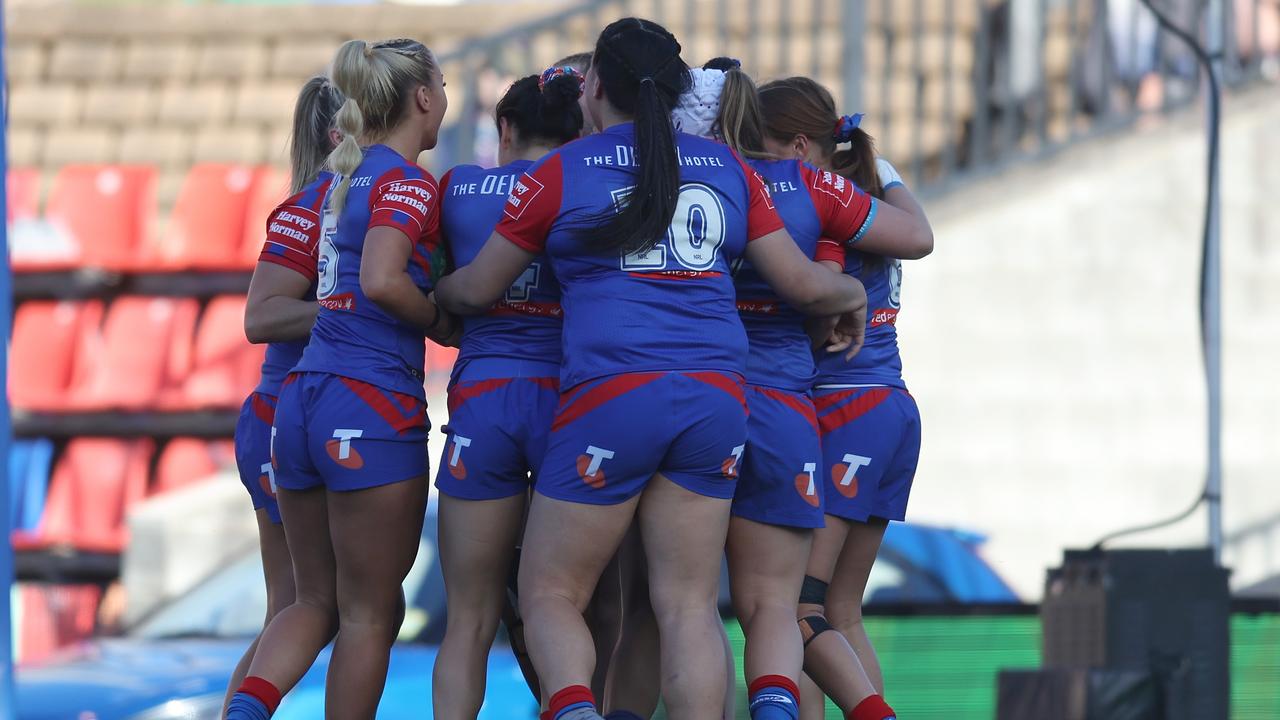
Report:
539,65,585,95
833,113,864,143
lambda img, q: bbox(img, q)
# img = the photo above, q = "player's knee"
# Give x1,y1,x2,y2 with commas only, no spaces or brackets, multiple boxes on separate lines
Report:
797,612,835,647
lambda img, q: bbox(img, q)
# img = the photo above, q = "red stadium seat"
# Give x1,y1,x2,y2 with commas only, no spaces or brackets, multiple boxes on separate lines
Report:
7,167,41,224
427,341,459,374
15,583,102,663
240,166,290,269
33,165,156,271
152,438,235,495
12,438,154,553
9,300,104,412
183,295,264,409
147,163,258,270
72,296,199,411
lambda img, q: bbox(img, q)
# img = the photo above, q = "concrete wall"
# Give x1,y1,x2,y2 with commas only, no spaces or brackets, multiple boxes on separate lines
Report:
898,88,1280,598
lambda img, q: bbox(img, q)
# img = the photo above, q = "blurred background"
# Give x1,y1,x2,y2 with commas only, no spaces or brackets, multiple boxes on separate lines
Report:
3,0,1279,718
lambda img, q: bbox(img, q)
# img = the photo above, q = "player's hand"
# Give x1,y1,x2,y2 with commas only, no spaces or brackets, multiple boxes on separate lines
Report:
825,306,866,360
805,314,840,350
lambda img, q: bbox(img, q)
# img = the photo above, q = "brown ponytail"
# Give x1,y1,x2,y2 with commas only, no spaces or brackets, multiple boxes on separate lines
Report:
758,76,883,198
288,76,344,194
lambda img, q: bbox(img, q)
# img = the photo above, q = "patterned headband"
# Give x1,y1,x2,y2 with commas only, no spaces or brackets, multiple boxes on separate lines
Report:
539,65,585,95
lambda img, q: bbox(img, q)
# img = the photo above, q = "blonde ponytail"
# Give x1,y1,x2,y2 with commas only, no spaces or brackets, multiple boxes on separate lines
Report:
716,68,771,160
324,38,439,215
289,76,344,194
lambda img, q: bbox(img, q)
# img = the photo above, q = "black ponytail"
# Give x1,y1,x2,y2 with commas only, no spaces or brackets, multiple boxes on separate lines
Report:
584,17,690,255
495,71,584,149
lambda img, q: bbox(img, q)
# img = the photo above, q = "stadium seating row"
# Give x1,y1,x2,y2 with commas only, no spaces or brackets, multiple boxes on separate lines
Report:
9,296,461,414
10,296,263,413
10,437,234,554
9,164,287,272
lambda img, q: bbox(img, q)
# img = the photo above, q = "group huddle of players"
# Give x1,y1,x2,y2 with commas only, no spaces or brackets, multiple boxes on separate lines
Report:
222,16,932,720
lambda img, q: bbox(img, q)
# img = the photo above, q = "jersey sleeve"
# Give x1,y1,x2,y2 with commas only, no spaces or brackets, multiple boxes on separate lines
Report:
258,195,323,281
736,156,786,242
495,153,564,253
814,238,846,265
800,164,876,246
368,167,441,244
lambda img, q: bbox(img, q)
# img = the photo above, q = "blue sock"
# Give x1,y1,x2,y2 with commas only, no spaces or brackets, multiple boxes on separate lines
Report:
225,693,271,720
748,675,800,720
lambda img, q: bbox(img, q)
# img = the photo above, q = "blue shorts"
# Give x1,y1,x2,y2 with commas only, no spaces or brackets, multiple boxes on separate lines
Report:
234,392,282,523
435,375,559,500
536,371,747,505
732,386,825,529
273,372,430,493
814,386,920,522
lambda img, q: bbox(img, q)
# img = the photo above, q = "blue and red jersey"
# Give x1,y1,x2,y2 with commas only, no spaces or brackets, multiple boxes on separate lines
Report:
736,159,876,391
815,248,905,389
440,160,562,381
293,144,444,399
253,172,335,397
494,123,783,389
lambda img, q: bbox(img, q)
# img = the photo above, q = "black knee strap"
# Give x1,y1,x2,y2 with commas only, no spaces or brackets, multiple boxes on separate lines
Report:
798,614,833,647
800,575,829,605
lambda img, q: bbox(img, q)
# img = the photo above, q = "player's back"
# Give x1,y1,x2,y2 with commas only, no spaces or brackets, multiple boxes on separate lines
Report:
817,249,905,388
295,144,443,398
442,161,562,377
496,125,780,389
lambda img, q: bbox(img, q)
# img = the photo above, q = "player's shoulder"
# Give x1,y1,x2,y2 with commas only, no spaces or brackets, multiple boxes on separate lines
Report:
277,171,335,215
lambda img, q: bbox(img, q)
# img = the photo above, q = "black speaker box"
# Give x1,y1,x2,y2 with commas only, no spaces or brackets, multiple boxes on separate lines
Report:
1040,549,1230,720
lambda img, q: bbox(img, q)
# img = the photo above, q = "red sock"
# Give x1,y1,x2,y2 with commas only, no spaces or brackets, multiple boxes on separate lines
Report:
748,674,802,699
540,712,554,720
238,676,283,714
848,694,895,720
549,685,596,718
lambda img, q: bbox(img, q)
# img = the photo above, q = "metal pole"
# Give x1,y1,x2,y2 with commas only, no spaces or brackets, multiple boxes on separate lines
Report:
0,3,17,713
841,0,865,113
1204,0,1224,566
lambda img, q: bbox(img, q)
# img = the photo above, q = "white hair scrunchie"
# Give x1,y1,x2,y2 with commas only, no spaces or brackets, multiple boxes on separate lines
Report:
671,68,726,140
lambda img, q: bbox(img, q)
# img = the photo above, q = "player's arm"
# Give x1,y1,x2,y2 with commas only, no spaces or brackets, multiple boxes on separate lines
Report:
361,226,446,333
852,160,933,259
435,233,537,315
244,262,317,343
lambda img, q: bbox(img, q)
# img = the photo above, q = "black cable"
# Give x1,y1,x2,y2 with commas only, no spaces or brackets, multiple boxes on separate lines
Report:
1091,0,1221,551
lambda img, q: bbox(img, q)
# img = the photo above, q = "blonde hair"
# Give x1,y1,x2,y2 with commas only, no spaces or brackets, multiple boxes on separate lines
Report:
289,76,344,194
326,38,439,213
715,68,771,161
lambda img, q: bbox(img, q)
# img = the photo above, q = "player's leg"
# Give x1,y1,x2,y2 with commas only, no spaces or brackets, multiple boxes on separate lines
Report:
518,372,668,719
638,474,733,719
319,377,431,719
727,386,827,720
227,376,337,720
638,372,745,719
223,508,294,714
432,493,526,719
586,544,623,702
602,523,661,720
518,492,637,719
824,389,920,698
433,378,539,718
824,518,889,694
326,474,428,719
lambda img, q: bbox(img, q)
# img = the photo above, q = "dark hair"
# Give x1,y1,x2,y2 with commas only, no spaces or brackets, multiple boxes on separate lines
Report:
289,76,344,193
586,17,690,254
713,67,770,160
554,51,593,72
758,76,882,198
495,72,584,149
702,56,741,72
